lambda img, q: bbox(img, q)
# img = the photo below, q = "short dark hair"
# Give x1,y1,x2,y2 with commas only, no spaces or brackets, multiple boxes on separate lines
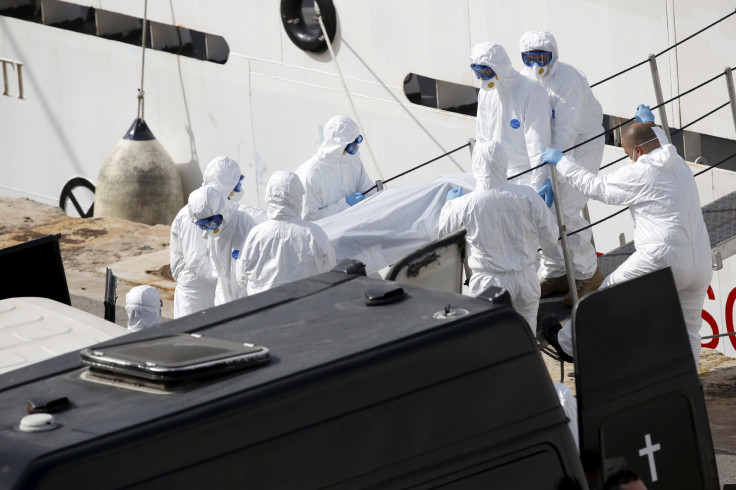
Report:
603,469,641,490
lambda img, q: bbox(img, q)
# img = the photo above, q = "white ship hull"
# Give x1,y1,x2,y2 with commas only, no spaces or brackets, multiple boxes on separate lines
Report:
2,0,736,356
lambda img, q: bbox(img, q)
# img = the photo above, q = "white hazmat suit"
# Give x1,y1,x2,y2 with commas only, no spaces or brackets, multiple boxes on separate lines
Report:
236,171,337,295
171,156,263,318
125,285,161,332
471,42,551,190
555,144,712,365
519,31,604,281
438,141,559,334
188,186,256,306
170,205,217,318
295,115,374,221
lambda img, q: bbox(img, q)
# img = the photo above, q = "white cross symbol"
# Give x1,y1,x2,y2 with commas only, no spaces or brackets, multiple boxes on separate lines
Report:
638,433,662,482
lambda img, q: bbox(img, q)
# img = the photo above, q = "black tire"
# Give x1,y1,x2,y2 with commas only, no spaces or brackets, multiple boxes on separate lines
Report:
59,177,95,218
281,0,337,54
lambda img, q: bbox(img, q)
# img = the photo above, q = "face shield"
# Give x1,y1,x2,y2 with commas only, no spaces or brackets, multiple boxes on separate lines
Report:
470,64,497,81
344,135,363,155
195,214,224,233
521,50,553,68
522,50,553,78
230,175,245,201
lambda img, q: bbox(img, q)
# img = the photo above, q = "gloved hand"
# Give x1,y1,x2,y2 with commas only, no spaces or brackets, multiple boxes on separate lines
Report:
538,179,554,208
635,104,655,123
446,187,463,201
542,147,564,166
346,192,365,206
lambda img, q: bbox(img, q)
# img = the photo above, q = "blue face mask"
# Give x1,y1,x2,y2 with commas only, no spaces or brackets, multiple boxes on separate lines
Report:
195,214,223,231
344,135,363,155
470,64,497,80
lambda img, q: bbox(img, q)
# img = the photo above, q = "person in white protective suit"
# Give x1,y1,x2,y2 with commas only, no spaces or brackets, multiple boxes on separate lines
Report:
170,156,266,318
438,141,559,334
125,285,162,332
470,42,551,191
188,185,256,305
236,171,337,295
170,204,217,318
519,30,605,305
295,115,375,221
203,155,269,225
542,109,711,367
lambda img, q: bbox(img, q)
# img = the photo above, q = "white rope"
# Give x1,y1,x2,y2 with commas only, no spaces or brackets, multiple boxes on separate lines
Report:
137,0,148,120
316,8,384,181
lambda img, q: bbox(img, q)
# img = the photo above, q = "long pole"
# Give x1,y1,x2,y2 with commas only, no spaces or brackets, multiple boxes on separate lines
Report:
549,166,578,306
724,67,736,133
648,54,672,142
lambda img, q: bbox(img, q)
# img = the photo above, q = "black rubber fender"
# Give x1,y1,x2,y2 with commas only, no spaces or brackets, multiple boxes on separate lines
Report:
281,0,337,54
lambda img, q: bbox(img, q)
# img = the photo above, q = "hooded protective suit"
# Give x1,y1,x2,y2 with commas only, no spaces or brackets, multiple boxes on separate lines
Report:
125,285,161,332
470,42,551,190
202,155,269,223
555,144,712,365
295,115,374,221
170,204,216,318
189,186,255,306
236,171,337,295
519,31,604,280
438,141,559,334
170,156,256,318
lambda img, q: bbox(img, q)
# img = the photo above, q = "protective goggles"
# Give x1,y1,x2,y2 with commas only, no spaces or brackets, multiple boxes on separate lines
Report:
521,50,553,68
344,135,363,155
195,214,223,230
470,64,496,80
233,175,244,193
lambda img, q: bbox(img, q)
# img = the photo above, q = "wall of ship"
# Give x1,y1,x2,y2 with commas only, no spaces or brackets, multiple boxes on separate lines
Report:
2,0,736,354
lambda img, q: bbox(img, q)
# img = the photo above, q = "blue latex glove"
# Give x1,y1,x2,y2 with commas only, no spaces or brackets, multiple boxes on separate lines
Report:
542,147,564,166
446,187,463,201
635,104,655,123
538,179,554,208
346,192,365,206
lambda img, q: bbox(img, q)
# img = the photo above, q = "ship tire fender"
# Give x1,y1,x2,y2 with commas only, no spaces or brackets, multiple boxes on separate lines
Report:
281,0,337,54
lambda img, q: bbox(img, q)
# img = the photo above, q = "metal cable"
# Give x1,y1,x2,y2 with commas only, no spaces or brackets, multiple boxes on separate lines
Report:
598,101,730,172
361,143,470,194
316,11,384,181
589,8,736,88
137,0,148,120
567,151,736,239
507,69,731,181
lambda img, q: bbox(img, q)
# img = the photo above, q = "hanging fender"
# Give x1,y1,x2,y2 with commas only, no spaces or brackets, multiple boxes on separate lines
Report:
281,0,337,54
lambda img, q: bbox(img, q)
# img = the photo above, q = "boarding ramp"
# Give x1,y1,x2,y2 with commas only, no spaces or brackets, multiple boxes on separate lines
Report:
385,229,466,294
574,268,719,489
540,189,736,330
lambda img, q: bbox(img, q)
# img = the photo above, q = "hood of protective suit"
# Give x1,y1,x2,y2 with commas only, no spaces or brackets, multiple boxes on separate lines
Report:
472,140,509,190
641,144,675,170
202,156,242,198
265,171,304,220
316,115,361,162
519,30,559,78
470,42,519,88
125,285,161,332
188,186,225,221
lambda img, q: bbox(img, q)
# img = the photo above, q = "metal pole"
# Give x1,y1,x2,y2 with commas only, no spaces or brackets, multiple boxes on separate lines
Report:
468,137,476,155
648,54,672,143
549,166,578,306
725,67,736,133
581,204,596,250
